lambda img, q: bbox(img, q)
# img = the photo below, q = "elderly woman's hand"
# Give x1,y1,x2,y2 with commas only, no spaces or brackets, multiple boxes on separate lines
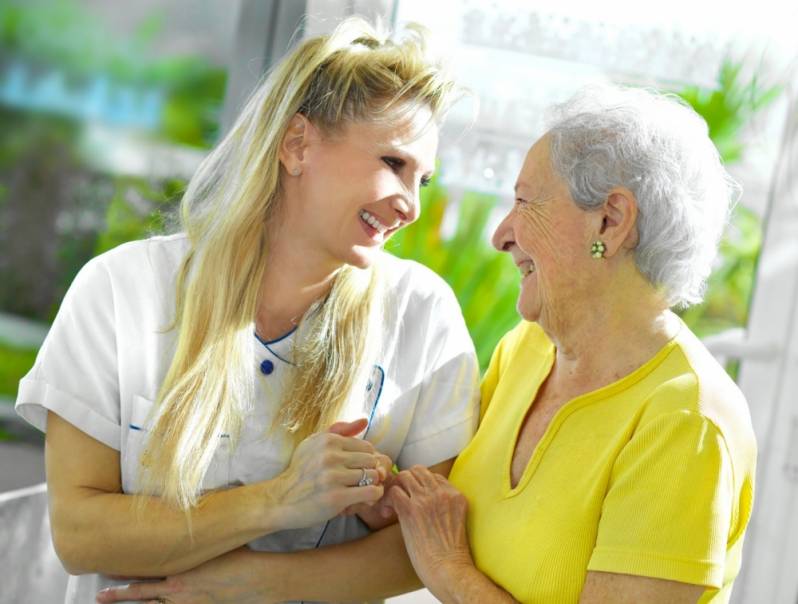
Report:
385,466,476,601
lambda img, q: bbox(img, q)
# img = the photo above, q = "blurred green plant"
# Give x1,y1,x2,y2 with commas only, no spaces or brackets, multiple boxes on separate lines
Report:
0,0,222,325
677,60,782,164
0,0,227,147
94,177,183,256
673,59,781,338
0,1,220,431
0,341,37,398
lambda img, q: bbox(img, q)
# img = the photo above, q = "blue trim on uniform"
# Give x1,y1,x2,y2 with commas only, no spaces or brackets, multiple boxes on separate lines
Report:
310,364,386,565
254,330,295,365
363,365,385,439
254,326,297,345
313,520,331,551
130,423,229,438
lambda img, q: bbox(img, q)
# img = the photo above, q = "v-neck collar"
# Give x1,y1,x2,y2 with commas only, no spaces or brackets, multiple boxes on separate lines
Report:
504,331,681,497
254,326,297,365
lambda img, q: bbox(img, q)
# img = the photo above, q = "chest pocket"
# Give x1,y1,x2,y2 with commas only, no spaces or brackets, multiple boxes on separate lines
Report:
121,395,231,494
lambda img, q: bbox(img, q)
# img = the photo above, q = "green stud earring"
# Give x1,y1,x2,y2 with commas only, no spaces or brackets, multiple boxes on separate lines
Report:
590,240,607,259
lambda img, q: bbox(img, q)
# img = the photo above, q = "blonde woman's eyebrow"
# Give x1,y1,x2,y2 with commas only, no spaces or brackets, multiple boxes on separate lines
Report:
380,146,435,177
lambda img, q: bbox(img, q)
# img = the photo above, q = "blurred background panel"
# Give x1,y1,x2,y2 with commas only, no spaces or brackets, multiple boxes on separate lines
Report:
0,1,795,602
0,0,236,429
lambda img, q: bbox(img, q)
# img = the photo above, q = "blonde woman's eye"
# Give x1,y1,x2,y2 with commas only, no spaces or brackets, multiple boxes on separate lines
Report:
420,176,432,188
382,156,405,171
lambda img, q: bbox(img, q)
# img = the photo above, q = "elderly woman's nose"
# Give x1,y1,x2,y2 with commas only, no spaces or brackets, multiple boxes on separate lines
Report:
491,213,514,252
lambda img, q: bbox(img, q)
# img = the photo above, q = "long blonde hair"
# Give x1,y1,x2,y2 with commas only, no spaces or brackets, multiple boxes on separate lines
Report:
140,18,459,509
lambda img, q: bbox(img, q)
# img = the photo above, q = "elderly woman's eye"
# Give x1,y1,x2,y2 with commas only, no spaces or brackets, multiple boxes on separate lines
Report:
515,198,528,206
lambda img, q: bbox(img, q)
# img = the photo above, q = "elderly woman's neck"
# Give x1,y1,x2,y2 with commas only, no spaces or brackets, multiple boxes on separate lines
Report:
545,279,678,389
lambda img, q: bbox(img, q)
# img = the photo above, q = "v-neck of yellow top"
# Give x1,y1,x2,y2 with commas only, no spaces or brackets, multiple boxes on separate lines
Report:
504,330,682,497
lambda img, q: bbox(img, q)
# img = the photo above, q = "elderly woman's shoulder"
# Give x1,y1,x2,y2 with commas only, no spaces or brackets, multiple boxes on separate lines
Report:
645,327,755,455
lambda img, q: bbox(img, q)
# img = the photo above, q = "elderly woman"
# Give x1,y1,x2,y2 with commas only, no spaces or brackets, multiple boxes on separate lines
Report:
98,86,755,604
384,85,757,603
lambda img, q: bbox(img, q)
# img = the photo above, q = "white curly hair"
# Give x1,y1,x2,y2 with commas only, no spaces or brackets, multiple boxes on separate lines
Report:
547,84,740,308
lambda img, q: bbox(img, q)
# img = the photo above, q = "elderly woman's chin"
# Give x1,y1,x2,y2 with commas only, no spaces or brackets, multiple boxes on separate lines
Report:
516,285,540,322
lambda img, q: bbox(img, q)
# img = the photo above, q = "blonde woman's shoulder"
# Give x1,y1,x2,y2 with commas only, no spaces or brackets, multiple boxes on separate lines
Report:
94,232,189,274
377,251,455,302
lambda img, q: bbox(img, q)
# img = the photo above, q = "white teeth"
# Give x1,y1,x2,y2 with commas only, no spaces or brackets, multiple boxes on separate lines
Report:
519,262,536,277
360,210,387,234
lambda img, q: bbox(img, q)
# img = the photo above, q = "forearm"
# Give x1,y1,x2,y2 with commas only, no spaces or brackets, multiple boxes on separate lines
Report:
256,523,423,602
254,459,459,600
433,564,518,604
50,481,280,577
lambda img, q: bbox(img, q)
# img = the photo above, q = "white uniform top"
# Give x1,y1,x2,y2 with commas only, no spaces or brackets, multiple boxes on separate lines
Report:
15,234,480,604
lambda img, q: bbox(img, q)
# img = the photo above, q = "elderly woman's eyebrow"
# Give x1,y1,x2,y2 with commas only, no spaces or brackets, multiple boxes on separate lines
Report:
514,182,532,195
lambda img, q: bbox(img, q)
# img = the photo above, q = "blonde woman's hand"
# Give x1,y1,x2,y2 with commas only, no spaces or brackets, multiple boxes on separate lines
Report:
384,466,475,600
272,418,386,529
342,452,398,530
95,548,279,604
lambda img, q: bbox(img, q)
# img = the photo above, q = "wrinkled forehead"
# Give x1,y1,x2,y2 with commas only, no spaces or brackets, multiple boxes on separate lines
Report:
515,135,558,194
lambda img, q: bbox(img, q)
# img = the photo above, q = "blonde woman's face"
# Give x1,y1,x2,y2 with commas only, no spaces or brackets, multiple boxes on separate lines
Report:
290,107,438,271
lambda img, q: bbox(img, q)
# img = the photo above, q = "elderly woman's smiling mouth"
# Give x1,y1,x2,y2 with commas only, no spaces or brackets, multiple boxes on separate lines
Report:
516,258,537,279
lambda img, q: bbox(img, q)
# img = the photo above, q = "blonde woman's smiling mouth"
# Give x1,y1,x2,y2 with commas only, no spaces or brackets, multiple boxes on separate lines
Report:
359,209,400,242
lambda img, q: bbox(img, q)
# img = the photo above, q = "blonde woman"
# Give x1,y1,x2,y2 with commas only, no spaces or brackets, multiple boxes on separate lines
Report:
14,18,478,603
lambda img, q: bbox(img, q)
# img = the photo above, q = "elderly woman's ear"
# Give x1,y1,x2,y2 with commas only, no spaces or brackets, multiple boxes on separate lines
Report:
597,188,639,257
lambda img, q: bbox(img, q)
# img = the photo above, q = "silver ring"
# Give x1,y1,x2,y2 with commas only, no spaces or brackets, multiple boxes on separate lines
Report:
358,467,373,487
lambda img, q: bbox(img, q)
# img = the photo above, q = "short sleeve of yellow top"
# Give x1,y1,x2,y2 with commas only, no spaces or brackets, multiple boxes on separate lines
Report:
448,320,757,604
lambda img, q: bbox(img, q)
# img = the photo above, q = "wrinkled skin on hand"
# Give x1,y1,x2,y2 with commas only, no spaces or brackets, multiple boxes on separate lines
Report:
384,465,476,599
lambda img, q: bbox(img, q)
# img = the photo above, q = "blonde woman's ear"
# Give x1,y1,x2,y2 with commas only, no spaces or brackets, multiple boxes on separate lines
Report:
280,113,311,175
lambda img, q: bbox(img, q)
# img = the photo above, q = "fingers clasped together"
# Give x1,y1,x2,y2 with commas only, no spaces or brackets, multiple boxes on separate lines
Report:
382,465,475,599
273,418,396,530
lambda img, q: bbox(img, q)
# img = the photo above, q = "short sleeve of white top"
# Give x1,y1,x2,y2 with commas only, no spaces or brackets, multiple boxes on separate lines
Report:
15,234,480,599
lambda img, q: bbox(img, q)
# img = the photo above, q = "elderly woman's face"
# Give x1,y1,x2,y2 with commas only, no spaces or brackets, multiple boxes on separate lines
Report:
492,135,595,326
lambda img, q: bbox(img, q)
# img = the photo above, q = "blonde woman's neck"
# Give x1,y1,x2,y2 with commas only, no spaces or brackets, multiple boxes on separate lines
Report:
256,218,340,341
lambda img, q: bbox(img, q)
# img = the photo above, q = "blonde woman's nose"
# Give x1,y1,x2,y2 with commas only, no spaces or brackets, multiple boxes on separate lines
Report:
392,193,418,225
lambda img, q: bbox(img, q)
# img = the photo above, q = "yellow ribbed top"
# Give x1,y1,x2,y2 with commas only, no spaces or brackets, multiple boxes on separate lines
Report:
448,321,756,603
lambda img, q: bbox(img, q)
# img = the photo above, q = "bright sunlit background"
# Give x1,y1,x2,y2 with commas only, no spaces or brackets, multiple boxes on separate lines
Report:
0,1,795,602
